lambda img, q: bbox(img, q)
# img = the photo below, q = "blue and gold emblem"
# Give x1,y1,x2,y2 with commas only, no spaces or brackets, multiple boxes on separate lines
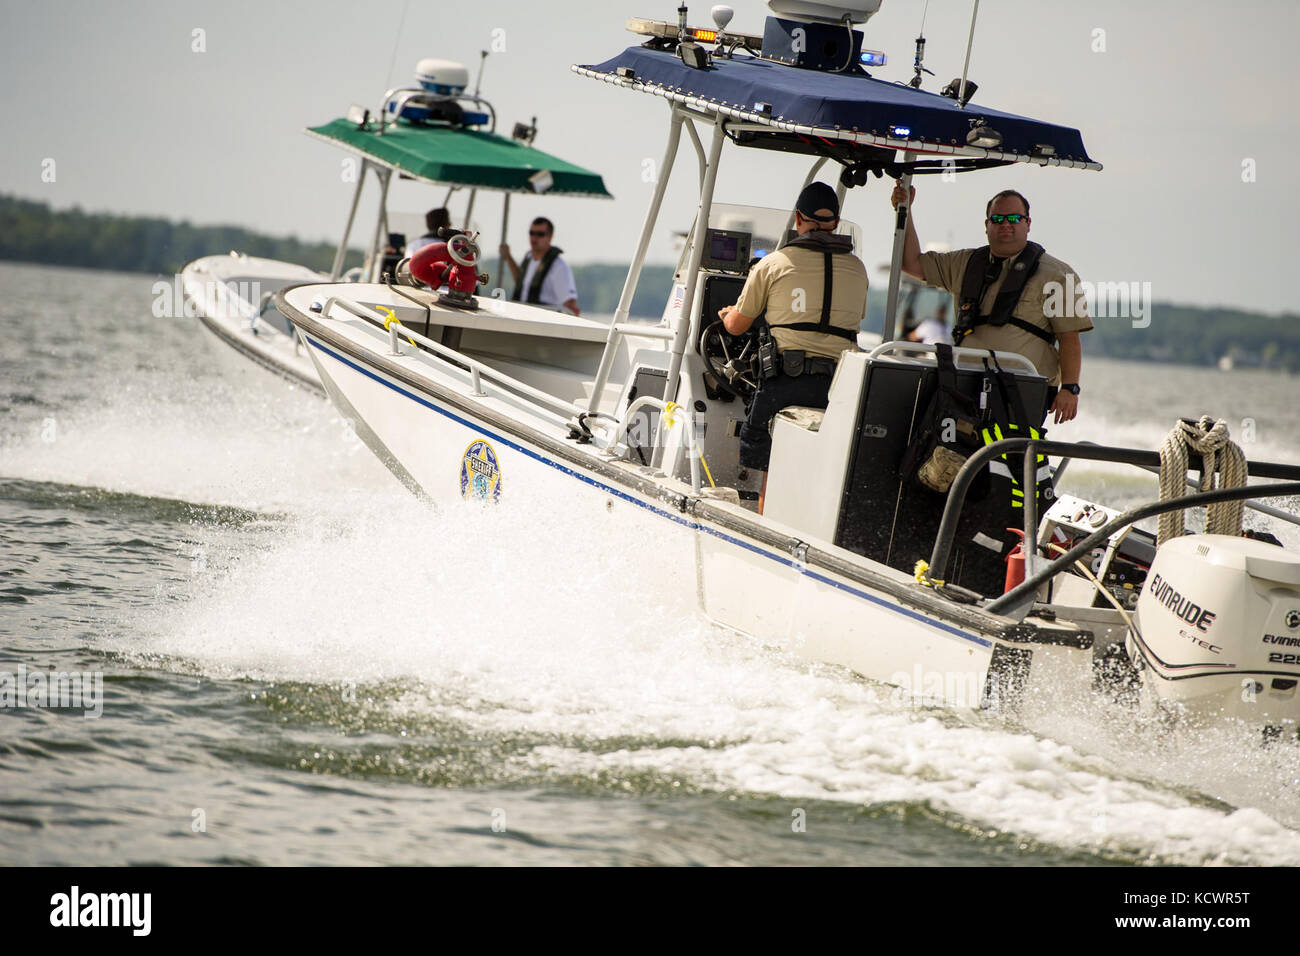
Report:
459,439,502,502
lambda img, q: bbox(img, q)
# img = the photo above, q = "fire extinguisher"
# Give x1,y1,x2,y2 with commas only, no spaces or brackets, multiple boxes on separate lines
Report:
1004,528,1027,594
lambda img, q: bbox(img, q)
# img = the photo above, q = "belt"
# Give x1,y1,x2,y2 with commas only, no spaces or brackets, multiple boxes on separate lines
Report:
780,350,838,377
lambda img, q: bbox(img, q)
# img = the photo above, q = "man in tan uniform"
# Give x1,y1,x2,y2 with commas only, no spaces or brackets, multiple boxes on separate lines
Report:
718,181,868,511
890,184,1091,424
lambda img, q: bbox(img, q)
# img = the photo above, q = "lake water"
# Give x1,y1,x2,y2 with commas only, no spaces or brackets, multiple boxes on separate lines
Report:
3,260,1299,866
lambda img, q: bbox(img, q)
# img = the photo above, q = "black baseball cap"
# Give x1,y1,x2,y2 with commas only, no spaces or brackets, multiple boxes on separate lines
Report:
795,181,840,222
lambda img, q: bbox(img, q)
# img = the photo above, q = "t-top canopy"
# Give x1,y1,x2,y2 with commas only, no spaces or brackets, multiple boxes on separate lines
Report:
305,119,614,197
575,46,1100,170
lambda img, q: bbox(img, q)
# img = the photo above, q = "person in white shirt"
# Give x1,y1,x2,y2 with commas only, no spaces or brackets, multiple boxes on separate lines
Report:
405,208,451,259
905,302,953,346
500,217,580,316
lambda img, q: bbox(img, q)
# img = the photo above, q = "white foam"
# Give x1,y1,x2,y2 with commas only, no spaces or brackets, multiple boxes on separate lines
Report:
124,488,1300,867
0,360,390,512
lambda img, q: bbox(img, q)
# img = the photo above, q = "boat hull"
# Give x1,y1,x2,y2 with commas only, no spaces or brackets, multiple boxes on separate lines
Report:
286,296,1091,713
182,255,326,393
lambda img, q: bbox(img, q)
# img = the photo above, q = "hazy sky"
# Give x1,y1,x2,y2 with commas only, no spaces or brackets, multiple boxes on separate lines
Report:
2,0,1297,314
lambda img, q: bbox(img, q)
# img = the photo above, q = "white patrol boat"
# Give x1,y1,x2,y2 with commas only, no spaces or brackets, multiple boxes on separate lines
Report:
182,57,612,392
273,2,1300,736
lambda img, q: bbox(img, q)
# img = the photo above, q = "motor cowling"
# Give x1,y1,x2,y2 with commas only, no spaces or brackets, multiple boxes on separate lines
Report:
1127,533,1300,724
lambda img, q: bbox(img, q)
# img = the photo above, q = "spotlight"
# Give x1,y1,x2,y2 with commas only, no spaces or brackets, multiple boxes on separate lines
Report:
966,119,1002,149
940,77,978,103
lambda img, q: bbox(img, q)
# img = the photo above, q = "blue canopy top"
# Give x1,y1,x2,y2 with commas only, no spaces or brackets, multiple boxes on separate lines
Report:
576,46,1099,170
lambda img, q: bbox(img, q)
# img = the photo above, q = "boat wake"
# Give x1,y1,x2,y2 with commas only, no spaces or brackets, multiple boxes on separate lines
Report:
8,297,1298,865
111,486,1300,867
0,346,391,514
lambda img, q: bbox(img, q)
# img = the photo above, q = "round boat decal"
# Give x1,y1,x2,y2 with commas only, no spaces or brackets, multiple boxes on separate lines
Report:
460,439,502,502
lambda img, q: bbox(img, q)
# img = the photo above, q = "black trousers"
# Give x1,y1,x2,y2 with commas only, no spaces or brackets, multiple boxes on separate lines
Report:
738,371,835,471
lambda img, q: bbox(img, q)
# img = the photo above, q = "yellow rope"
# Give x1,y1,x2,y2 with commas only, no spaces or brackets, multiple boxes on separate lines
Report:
662,402,715,487
699,450,716,488
914,559,945,588
376,306,417,349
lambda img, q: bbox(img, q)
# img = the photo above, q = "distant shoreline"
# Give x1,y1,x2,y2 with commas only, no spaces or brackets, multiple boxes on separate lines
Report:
2,194,1296,372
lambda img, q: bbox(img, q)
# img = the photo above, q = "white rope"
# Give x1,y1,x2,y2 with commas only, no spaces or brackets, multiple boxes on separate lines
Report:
1157,416,1249,545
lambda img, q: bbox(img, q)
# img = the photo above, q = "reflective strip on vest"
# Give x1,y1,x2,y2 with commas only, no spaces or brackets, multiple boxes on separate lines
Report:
981,422,1050,509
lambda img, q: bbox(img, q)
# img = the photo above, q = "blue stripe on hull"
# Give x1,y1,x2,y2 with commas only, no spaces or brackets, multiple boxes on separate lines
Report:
307,335,992,649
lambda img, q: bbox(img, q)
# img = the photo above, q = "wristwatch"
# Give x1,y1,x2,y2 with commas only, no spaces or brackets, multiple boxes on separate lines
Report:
1060,383,1081,395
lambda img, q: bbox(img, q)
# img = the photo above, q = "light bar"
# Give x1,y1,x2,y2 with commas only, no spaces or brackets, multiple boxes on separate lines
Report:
860,49,887,67
625,16,763,49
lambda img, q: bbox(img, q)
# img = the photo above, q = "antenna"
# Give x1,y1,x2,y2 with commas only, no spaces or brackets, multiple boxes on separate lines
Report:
909,0,934,89
473,49,489,97
384,0,412,92
956,0,981,108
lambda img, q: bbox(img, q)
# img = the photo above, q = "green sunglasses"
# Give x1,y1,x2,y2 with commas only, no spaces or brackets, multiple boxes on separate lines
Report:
988,213,1028,224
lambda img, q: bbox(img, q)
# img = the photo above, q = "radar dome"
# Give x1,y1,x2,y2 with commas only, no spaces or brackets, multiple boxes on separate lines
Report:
414,59,469,95
766,0,883,25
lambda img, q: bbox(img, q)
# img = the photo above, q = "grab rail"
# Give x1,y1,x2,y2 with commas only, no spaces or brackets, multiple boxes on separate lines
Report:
866,341,1040,376
377,88,497,134
606,395,702,493
928,436,1300,607
984,481,1300,617
318,295,588,427
1066,440,1300,528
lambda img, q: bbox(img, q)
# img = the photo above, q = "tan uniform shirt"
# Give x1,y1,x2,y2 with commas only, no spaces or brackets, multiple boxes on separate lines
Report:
734,244,868,360
920,247,1092,385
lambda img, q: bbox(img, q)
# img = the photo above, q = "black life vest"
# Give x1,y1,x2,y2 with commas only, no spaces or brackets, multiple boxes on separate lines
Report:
774,232,859,343
954,242,1054,347
512,246,564,304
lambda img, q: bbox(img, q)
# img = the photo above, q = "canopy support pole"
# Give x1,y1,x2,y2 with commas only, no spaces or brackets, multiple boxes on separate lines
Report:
465,188,478,231
330,159,368,279
496,191,511,296
682,116,707,190
655,115,725,468
365,165,393,283
586,108,685,415
957,0,981,107
883,151,916,341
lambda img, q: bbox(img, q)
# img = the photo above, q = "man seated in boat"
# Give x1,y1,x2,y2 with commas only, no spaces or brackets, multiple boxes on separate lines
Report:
499,217,580,316
717,182,868,513
890,183,1091,425
406,208,451,258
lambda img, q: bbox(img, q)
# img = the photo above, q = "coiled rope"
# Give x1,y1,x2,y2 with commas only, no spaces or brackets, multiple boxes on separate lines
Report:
1157,416,1248,545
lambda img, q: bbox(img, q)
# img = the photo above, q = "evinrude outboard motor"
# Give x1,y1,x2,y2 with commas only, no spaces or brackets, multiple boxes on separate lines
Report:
1127,534,1300,726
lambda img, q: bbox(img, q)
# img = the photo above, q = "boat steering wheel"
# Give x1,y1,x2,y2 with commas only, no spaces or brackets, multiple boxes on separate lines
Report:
699,318,762,402
446,234,479,267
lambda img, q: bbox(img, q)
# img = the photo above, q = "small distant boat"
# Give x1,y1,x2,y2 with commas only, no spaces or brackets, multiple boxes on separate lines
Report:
183,56,611,392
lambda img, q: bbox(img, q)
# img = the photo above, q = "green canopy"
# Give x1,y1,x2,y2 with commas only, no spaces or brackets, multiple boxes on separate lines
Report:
305,119,612,198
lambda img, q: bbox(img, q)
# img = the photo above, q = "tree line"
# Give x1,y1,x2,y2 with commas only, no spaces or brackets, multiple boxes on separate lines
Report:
3,193,1296,371
0,194,352,276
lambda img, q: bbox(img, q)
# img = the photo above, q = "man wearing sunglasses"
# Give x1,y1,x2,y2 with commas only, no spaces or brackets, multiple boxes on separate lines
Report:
889,184,1091,424
500,217,580,316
